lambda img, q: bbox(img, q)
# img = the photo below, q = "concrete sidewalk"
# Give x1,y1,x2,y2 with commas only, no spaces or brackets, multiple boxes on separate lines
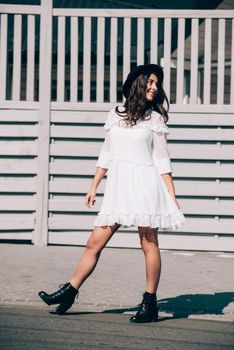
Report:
0,243,234,322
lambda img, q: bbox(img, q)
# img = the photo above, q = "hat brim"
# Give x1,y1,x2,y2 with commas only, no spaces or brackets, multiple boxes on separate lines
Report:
122,64,164,99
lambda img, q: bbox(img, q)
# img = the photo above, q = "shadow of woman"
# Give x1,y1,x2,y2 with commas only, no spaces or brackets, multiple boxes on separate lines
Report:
157,292,234,319
50,292,234,321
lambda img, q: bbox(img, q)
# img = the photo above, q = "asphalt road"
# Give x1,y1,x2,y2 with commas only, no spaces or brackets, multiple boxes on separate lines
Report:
0,306,233,350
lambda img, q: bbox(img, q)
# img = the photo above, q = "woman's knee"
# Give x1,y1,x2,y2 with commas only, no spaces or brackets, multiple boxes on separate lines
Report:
86,231,104,253
138,226,159,251
86,235,100,252
86,224,120,252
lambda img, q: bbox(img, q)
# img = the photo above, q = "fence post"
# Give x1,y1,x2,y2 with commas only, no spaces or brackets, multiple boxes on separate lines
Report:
34,0,52,246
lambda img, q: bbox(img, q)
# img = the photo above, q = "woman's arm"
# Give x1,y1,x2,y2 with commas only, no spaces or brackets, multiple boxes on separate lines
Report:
90,167,107,192
85,129,110,208
152,125,181,209
85,167,107,208
152,129,173,176
161,173,180,209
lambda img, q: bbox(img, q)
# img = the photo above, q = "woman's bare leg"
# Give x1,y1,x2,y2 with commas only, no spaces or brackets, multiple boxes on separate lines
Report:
70,223,121,289
138,227,161,294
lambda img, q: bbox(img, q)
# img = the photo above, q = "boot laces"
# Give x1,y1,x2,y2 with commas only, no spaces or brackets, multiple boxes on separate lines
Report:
138,293,156,306
58,283,79,298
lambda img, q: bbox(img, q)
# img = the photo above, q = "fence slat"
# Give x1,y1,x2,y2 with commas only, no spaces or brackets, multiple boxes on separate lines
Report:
231,19,234,105
170,144,234,159
35,0,52,246
50,110,234,125
0,109,38,121
26,15,35,101
0,198,36,211
203,18,212,104
0,125,37,137
137,17,144,65
49,142,234,160
0,141,37,155
0,218,34,230
83,16,91,102
12,15,22,100
52,9,234,19
174,181,234,196
49,214,233,234
70,16,78,102
49,179,234,196
48,196,234,216
50,102,233,113
163,18,171,100
57,16,65,102
0,14,7,101
150,18,158,64
168,128,234,141
49,159,234,178
46,231,234,250
110,17,117,103
217,18,225,104
51,124,234,141
0,179,36,192
176,18,185,104
190,18,199,104
166,112,234,125
96,17,105,102
0,5,41,15
0,159,37,174
123,18,131,93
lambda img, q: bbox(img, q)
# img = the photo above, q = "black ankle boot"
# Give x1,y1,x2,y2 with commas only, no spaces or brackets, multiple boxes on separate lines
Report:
38,282,79,315
129,292,158,323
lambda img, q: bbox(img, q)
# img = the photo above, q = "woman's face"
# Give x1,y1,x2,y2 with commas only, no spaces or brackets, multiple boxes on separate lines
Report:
145,73,158,101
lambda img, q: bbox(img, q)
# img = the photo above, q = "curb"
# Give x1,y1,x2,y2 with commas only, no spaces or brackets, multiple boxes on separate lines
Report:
0,300,233,323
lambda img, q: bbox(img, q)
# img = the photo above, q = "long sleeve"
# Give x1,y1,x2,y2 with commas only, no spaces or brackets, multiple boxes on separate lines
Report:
96,129,110,169
152,127,173,175
96,108,116,170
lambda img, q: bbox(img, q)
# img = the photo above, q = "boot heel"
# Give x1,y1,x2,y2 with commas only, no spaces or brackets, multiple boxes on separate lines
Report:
152,310,158,322
55,303,72,315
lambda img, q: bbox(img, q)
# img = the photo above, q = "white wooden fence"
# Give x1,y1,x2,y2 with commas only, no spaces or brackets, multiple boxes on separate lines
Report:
0,1,234,251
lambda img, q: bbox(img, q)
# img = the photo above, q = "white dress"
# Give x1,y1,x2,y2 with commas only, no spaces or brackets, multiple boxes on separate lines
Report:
93,107,186,231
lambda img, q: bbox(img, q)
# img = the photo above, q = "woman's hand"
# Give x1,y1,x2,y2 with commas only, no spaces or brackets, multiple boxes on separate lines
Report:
171,196,180,209
168,192,181,209
85,190,96,208
173,198,180,209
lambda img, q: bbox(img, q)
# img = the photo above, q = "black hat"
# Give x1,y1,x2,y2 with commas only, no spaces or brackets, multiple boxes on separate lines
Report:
122,64,164,99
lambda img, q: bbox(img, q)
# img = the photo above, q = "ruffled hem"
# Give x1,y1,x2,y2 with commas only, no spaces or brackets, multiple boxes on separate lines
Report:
104,110,169,135
93,210,186,231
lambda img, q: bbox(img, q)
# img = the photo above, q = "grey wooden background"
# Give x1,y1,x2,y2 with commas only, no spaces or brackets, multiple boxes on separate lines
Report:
0,1,233,251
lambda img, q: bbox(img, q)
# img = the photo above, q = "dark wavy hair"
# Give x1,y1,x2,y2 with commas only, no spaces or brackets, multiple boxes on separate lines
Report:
115,72,169,127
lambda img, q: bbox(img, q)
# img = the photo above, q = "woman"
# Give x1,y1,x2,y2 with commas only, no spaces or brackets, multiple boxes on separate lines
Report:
38,64,186,323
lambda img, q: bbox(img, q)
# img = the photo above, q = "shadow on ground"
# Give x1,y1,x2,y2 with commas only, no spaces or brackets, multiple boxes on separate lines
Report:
157,292,234,319
50,292,234,321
